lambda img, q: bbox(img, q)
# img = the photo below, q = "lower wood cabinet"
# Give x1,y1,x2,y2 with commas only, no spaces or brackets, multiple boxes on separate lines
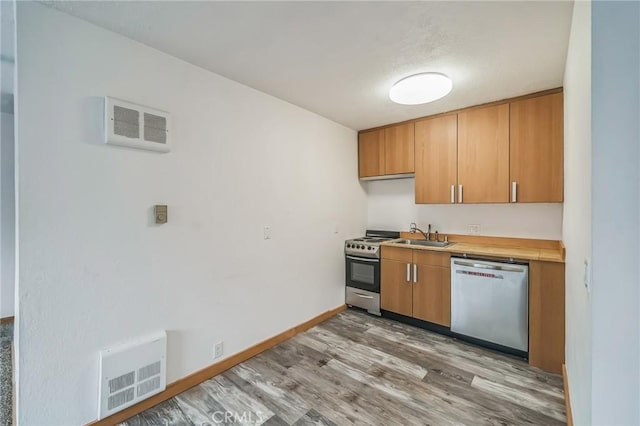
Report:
381,246,451,327
529,260,565,374
380,258,413,317
381,246,566,374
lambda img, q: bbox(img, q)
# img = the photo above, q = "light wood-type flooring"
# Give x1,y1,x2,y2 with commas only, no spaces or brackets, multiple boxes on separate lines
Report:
121,309,566,426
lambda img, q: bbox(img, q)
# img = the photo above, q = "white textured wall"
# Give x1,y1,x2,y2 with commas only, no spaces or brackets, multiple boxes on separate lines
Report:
366,179,563,239
591,2,640,424
16,3,366,424
0,112,14,319
0,0,16,319
562,1,592,424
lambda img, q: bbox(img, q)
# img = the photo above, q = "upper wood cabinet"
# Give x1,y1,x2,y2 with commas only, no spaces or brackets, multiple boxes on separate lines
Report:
458,104,510,203
358,123,414,178
510,93,564,202
384,122,415,175
358,129,385,178
415,115,458,204
359,89,564,203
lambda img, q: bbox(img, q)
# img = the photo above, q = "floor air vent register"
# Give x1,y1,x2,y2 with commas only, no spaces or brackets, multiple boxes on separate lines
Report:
98,331,167,419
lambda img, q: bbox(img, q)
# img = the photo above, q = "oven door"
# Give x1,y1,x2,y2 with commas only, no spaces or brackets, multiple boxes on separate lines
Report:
345,255,380,293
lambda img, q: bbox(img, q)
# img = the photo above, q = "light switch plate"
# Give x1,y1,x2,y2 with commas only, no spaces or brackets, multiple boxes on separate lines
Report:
468,224,480,235
154,205,167,224
263,226,271,240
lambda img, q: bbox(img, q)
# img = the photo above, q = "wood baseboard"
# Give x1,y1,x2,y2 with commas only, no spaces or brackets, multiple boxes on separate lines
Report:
86,304,346,426
562,363,573,426
0,316,14,325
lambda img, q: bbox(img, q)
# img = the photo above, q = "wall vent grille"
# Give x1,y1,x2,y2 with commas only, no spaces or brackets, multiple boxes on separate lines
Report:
113,105,140,139
138,360,161,382
108,371,134,394
98,331,167,419
137,376,161,397
104,97,171,152
107,388,135,411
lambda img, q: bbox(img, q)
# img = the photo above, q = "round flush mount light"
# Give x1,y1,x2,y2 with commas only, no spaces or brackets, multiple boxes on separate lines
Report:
389,72,453,105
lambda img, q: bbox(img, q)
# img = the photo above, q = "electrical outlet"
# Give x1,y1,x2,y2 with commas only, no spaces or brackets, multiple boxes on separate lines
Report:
263,225,271,240
214,341,224,359
584,258,591,292
468,224,481,235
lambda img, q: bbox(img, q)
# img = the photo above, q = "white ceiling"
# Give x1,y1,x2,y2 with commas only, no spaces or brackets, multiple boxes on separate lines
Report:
42,1,574,130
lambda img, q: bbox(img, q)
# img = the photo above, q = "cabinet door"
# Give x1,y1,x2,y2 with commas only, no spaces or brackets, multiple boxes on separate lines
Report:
358,129,385,178
510,93,563,202
529,261,565,374
381,259,413,316
458,104,510,203
415,115,458,204
413,263,451,326
384,122,415,175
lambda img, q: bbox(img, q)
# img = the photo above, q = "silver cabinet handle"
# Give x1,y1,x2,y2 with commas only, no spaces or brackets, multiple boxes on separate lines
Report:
413,264,418,283
458,184,463,203
451,184,455,203
512,181,517,203
354,292,374,299
406,263,411,282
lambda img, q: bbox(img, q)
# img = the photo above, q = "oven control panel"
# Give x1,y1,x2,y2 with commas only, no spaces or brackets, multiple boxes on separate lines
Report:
345,241,381,259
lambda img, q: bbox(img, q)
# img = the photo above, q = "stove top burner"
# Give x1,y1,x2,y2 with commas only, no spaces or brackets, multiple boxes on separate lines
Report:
351,237,391,243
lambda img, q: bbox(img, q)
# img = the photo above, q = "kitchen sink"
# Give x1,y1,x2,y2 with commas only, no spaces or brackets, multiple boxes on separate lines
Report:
392,239,453,248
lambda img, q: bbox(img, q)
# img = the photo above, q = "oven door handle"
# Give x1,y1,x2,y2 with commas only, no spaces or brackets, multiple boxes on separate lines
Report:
346,256,379,263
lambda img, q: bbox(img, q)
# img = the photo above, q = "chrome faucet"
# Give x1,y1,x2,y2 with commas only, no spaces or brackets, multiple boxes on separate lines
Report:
410,222,431,241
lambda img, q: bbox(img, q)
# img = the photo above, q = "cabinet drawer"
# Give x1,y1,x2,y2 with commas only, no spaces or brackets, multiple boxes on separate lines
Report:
346,287,380,315
381,246,413,262
413,250,450,267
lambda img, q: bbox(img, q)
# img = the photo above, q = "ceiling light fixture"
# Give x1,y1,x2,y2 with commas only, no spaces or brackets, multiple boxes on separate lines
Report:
389,72,453,105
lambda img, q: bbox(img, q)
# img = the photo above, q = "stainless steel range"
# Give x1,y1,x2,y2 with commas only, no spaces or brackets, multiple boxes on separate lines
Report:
345,230,400,316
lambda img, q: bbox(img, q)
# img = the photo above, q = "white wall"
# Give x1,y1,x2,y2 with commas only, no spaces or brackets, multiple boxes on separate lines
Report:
16,3,366,424
562,1,592,425
0,0,16,319
366,179,563,239
0,112,14,319
591,2,640,424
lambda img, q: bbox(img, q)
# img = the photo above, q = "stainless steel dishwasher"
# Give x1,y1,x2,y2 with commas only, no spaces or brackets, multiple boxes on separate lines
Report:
450,257,528,353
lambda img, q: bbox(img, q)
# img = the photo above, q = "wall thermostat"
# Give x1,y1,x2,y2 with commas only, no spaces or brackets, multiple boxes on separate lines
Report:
154,205,167,224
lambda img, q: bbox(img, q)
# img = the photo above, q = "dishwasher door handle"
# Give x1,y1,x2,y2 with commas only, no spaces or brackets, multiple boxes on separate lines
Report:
453,259,525,273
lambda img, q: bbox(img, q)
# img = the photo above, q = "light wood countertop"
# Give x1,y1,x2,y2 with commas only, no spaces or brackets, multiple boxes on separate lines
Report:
381,234,565,263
